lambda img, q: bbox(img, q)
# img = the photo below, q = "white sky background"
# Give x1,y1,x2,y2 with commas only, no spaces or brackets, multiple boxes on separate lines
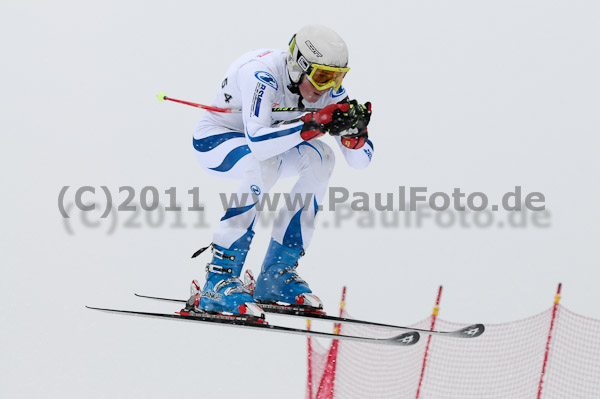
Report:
1,1,599,398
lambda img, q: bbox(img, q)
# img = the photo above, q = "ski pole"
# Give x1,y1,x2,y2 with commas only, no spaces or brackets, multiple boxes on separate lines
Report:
156,92,321,113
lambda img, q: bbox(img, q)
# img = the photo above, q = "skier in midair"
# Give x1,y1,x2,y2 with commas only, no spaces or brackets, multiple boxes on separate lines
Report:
189,24,373,318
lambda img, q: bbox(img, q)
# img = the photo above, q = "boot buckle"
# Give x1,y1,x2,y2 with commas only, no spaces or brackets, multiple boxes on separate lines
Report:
212,246,235,261
206,263,234,274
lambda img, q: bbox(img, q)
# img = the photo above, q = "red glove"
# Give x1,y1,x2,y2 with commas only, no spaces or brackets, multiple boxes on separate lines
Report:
340,131,367,149
300,103,352,141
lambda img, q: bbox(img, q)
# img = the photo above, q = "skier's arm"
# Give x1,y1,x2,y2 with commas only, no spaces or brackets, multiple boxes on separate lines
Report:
335,136,374,169
238,63,304,161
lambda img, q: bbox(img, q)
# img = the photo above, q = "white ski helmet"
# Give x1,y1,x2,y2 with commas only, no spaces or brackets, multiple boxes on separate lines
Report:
287,25,349,89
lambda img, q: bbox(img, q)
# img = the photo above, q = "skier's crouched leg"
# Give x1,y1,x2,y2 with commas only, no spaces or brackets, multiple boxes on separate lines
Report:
257,156,282,190
297,140,335,182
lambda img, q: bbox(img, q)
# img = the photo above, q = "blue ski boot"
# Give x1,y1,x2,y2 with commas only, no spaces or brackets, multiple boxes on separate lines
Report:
191,239,264,318
253,239,323,309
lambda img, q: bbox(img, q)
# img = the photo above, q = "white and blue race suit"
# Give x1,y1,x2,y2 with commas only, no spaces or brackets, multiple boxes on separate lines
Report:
193,48,374,251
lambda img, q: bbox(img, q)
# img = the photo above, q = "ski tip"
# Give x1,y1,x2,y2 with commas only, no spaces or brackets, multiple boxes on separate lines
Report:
391,331,420,346
457,323,485,338
157,92,167,102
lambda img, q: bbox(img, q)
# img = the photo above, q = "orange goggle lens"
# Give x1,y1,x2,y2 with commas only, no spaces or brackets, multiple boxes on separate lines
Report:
307,66,349,90
312,69,345,84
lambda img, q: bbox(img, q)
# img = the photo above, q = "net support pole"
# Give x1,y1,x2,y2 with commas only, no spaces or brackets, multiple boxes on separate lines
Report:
307,318,313,399
537,283,562,399
415,285,443,399
316,286,346,399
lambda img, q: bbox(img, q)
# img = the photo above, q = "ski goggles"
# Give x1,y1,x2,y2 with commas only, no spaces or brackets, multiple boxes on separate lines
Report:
305,64,350,91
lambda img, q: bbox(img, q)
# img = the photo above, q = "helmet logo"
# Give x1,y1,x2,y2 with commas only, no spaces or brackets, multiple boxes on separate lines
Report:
304,40,323,57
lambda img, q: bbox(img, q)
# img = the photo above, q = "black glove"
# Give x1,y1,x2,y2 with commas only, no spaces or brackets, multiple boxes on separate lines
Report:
326,106,360,136
353,101,371,134
329,100,372,137
337,101,371,149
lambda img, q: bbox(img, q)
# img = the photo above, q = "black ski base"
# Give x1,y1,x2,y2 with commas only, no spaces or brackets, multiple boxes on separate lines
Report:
256,301,327,316
86,306,420,346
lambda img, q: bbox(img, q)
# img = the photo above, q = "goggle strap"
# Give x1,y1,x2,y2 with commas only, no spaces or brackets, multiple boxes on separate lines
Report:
297,55,312,74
